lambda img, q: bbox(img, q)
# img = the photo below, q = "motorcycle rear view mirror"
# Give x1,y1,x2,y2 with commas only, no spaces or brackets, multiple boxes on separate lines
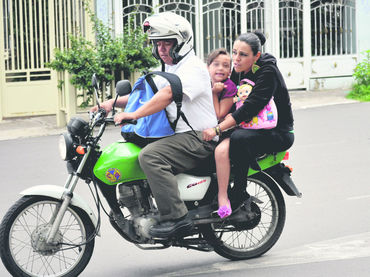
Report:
112,80,132,115
91,74,101,109
116,80,132,96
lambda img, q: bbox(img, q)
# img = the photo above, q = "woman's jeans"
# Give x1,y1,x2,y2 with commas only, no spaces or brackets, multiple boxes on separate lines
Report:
229,128,294,203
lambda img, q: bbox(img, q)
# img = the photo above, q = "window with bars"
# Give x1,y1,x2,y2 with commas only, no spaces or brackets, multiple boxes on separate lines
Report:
311,0,356,56
2,0,87,82
3,0,51,71
279,0,304,59
202,0,241,58
120,0,357,59
122,0,153,29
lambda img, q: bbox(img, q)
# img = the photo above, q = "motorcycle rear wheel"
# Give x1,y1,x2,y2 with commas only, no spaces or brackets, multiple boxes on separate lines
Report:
0,195,95,277
201,174,286,260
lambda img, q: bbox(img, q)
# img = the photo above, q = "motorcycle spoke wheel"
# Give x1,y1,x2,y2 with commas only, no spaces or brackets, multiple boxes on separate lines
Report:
0,196,95,277
202,175,286,260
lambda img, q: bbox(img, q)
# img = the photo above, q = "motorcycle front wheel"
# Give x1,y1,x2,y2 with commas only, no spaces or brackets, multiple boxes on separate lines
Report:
201,173,286,260
0,195,95,277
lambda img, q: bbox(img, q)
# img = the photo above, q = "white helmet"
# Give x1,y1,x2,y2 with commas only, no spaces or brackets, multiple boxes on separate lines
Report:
143,12,194,64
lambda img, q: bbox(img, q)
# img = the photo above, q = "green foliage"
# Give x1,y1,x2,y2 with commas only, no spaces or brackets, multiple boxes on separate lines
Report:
347,50,370,102
47,8,158,107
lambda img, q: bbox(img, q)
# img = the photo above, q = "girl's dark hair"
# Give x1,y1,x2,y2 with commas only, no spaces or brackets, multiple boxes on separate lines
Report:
235,31,266,55
206,48,230,66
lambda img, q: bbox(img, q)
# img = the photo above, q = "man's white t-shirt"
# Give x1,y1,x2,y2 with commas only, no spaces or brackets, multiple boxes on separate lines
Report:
153,51,217,133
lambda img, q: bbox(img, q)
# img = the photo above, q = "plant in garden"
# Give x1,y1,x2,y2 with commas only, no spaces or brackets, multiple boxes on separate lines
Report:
47,7,158,107
347,50,370,102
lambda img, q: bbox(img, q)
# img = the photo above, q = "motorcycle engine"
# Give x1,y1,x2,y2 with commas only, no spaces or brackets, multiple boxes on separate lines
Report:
118,181,152,216
118,181,158,239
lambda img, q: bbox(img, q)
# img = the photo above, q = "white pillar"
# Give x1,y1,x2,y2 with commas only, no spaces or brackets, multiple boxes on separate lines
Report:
240,0,247,34
264,0,273,54
263,0,280,57
113,0,123,36
303,0,311,89
0,0,4,121
195,1,203,59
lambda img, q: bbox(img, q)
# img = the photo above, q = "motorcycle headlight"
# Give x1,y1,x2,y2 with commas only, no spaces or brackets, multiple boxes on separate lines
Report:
58,133,74,160
67,117,89,137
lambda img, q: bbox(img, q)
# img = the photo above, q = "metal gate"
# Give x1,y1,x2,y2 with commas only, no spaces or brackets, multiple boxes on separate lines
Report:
120,0,264,61
0,0,89,120
118,0,357,90
309,0,357,89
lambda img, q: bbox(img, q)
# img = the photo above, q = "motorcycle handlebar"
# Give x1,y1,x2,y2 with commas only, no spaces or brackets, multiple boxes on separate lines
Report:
104,117,137,126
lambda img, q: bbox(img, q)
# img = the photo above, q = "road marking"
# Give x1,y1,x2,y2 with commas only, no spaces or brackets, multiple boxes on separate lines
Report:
347,195,370,201
159,232,370,276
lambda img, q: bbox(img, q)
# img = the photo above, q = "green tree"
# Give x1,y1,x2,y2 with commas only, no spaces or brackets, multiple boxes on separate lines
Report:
47,9,158,107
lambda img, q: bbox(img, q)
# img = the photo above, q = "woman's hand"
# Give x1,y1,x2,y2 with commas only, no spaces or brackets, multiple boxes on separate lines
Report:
202,127,217,141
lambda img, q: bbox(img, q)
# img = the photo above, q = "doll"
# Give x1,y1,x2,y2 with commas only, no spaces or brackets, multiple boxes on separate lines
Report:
233,79,255,108
235,79,278,129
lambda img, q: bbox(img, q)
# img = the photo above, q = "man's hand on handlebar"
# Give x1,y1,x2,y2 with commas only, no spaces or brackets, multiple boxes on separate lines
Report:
114,111,138,126
90,99,114,115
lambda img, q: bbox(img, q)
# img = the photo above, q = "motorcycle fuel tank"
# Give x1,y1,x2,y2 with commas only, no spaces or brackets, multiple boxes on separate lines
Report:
93,141,146,185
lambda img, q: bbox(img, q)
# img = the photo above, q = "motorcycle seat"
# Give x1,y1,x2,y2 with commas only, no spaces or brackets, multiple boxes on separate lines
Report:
183,155,216,177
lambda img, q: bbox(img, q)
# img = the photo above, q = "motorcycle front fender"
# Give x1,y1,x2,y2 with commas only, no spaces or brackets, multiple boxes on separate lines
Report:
20,185,99,234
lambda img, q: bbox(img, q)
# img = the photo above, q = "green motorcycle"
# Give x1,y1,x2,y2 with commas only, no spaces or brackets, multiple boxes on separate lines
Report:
0,76,301,277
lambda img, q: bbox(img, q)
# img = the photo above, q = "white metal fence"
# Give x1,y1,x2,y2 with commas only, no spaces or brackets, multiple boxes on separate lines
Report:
121,0,265,60
311,0,356,56
117,0,357,89
3,0,52,82
279,0,304,58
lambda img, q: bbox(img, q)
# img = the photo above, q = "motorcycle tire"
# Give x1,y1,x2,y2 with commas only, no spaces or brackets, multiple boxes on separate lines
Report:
201,173,286,260
0,195,95,277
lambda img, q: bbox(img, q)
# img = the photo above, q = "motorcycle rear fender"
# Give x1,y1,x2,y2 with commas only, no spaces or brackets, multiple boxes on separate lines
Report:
20,185,99,234
263,164,302,197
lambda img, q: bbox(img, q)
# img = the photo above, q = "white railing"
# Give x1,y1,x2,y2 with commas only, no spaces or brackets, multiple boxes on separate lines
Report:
311,0,356,56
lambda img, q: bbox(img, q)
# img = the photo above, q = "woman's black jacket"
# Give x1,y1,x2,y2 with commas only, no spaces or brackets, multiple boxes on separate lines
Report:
230,53,294,132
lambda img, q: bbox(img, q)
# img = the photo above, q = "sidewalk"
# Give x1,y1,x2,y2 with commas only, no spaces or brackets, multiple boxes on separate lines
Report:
0,89,357,141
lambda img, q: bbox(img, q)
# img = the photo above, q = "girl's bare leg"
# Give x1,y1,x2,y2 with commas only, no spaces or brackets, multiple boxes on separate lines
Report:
215,138,231,211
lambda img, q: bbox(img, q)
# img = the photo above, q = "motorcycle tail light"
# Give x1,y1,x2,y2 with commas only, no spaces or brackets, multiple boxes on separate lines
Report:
283,151,289,160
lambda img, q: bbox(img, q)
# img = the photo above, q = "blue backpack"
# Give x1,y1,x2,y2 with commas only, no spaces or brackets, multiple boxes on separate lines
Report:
121,71,193,146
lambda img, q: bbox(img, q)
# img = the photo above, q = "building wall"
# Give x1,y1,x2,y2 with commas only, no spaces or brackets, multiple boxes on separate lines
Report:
0,0,92,120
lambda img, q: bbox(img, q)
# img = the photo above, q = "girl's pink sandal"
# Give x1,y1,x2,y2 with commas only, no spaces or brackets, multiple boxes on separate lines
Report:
217,201,232,218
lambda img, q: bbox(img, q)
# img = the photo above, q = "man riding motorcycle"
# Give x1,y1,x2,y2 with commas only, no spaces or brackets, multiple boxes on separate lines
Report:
93,12,218,238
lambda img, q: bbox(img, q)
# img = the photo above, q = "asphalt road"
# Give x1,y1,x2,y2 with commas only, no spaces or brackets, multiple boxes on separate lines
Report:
0,101,369,277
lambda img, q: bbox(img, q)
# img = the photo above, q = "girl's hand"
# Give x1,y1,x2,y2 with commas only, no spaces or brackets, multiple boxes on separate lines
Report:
212,82,225,95
202,128,217,141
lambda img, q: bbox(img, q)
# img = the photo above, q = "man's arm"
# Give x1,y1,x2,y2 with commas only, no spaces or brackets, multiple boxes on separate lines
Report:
114,85,172,123
90,94,129,114
115,95,130,109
